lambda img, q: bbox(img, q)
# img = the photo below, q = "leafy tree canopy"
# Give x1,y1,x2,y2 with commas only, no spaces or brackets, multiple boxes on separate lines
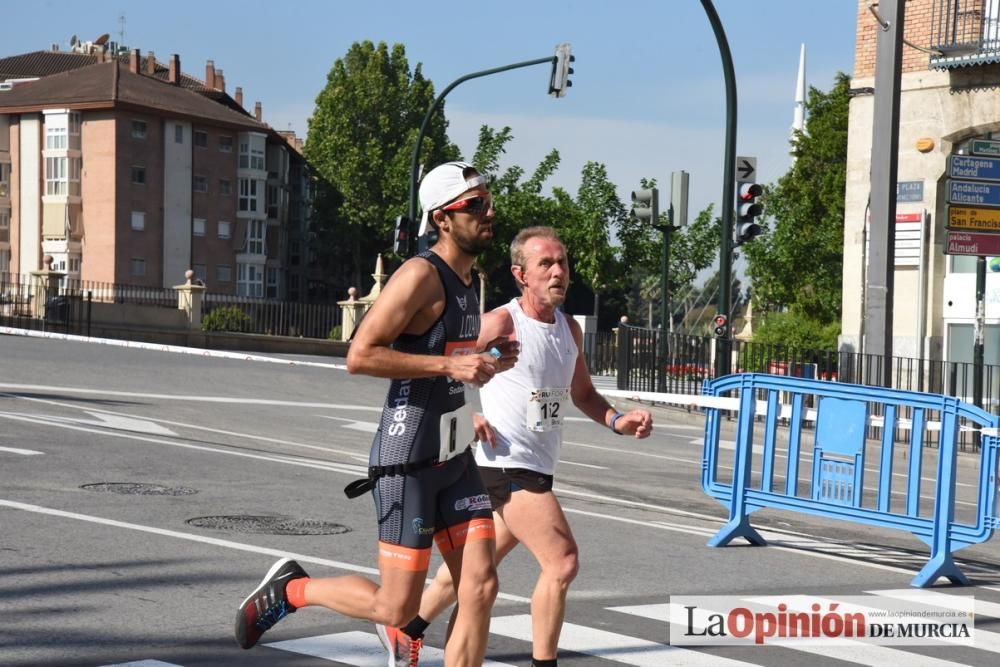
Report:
743,72,850,326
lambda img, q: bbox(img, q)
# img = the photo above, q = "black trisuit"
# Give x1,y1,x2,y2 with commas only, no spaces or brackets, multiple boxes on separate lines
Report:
370,251,495,565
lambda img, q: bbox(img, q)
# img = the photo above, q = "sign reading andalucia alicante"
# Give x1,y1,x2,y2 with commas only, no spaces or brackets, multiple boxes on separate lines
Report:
947,180,1000,207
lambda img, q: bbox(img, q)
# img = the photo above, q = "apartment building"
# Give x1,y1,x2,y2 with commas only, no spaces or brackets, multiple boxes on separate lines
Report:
845,0,1000,371
0,46,314,300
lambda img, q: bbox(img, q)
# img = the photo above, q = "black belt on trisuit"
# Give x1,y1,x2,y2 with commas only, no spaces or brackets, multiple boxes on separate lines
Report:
343,450,467,499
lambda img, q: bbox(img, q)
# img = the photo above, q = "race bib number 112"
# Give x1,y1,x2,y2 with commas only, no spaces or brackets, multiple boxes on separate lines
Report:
527,387,569,432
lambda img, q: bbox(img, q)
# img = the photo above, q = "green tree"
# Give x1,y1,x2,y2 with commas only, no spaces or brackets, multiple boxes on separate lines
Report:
562,162,626,318
743,72,850,326
305,41,458,292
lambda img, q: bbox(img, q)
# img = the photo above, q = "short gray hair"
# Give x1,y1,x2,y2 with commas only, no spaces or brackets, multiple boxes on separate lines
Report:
510,226,563,268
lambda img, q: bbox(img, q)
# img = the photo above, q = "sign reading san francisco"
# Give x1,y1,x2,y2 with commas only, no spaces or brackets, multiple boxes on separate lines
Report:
946,205,1000,232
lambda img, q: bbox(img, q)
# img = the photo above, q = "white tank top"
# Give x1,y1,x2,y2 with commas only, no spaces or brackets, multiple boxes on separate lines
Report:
475,298,578,475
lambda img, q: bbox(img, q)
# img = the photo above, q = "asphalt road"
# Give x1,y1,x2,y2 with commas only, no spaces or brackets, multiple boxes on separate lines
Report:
3,332,1000,666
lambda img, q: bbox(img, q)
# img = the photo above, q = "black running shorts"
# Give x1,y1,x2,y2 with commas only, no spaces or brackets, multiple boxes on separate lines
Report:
477,466,555,510
372,450,493,551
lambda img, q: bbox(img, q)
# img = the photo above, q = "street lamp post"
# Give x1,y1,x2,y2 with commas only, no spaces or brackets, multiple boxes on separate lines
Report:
700,0,738,378
407,46,572,251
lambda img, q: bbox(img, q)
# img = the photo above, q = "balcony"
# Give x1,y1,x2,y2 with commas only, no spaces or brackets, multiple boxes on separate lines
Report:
930,0,1000,68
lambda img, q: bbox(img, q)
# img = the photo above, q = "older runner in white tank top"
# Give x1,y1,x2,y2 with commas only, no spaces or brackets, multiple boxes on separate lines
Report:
475,297,577,475
387,226,654,667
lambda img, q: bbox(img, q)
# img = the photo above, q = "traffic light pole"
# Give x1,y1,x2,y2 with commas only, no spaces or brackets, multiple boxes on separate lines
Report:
407,55,557,246
700,0,737,378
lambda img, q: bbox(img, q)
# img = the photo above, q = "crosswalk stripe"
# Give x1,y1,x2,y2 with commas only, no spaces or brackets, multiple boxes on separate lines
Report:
264,631,516,666
609,603,671,622
489,614,754,666
98,662,184,667
868,588,1000,618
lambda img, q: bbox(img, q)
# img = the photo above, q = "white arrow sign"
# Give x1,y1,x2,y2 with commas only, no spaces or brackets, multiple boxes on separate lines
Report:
39,411,178,436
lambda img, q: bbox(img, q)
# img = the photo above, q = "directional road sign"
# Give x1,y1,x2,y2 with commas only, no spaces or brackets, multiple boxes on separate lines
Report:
735,156,756,183
947,179,1000,207
971,139,1000,157
945,230,1000,256
948,154,1000,181
946,205,1000,233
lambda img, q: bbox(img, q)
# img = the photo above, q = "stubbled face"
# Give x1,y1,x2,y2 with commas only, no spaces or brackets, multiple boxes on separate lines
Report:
515,237,570,308
439,187,495,256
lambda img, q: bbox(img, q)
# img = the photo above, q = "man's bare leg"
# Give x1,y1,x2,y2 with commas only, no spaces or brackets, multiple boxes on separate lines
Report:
440,537,498,667
499,491,578,661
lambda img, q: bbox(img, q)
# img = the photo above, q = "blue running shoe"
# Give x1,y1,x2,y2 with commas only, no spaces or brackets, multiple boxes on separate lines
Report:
235,557,308,649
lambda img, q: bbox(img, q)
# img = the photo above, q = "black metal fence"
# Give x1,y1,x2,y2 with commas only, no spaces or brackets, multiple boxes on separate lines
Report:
1,273,92,336
203,295,341,339
612,323,1000,410
0,272,342,340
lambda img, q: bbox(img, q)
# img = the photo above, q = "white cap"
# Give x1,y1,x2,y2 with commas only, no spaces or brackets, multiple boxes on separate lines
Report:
418,161,487,236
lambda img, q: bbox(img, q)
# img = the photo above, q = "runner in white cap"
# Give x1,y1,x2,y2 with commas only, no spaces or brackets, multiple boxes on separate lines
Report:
234,161,518,667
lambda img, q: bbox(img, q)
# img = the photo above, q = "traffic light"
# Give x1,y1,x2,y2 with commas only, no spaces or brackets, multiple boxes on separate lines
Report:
631,188,659,226
713,313,728,338
735,182,763,244
393,215,410,256
549,43,574,98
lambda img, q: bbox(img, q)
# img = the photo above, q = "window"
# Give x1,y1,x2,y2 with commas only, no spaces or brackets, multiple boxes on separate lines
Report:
131,120,147,139
131,166,146,185
193,218,206,236
217,264,232,282
130,258,146,276
239,178,258,212
238,137,265,170
266,267,279,299
131,211,145,231
69,112,81,136
46,124,67,150
218,220,231,239
251,146,265,170
68,157,81,197
69,257,81,273
266,184,279,218
247,219,265,255
193,175,208,193
45,156,67,195
193,263,207,281
194,131,208,148
174,124,184,144
0,210,8,244
237,262,264,297
219,135,233,152
219,179,232,195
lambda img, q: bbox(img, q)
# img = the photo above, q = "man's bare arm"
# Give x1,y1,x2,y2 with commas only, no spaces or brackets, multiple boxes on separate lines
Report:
346,259,499,384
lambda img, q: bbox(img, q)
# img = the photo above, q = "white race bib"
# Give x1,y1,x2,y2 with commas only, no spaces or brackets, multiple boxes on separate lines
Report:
526,387,569,432
439,402,475,462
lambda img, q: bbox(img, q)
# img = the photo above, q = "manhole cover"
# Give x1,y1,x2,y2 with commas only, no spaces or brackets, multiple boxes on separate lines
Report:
185,515,350,536
82,482,198,496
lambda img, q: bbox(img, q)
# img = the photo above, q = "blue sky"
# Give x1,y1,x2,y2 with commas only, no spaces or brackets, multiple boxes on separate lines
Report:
9,0,857,227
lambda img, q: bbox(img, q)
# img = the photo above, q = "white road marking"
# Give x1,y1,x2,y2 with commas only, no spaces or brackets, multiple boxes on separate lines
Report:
0,411,367,476
0,382,379,411
489,614,752,666
96,660,184,666
265,631,517,666
0,498,531,604
0,445,43,455
559,459,609,470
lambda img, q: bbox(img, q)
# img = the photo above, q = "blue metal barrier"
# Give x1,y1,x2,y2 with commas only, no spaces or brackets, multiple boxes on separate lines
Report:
702,373,1000,587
